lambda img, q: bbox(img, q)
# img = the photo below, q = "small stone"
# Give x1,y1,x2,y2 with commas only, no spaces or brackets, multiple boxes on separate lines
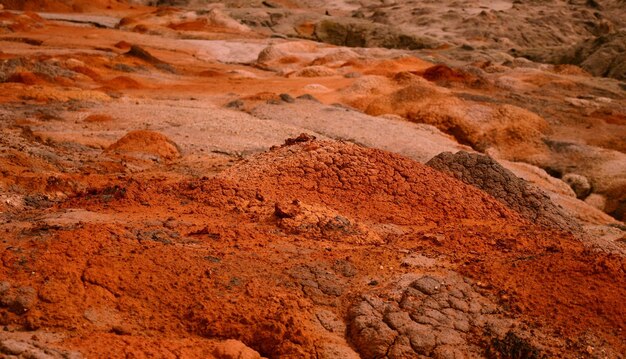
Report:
279,93,295,103
401,254,438,268
0,282,10,294
424,233,445,245
296,94,319,102
10,287,37,314
226,99,244,109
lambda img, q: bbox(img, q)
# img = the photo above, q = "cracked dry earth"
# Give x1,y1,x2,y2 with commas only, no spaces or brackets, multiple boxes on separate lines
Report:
0,1,625,358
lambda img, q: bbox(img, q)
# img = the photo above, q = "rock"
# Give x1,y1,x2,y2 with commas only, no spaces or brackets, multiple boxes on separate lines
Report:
250,100,470,163
118,7,250,37
302,84,331,92
226,99,244,109
427,151,581,233
562,173,592,199
212,340,262,359
279,93,295,103
347,273,531,358
332,259,357,277
0,281,10,295
316,309,346,333
541,140,626,221
256,41,320,71
411,276,441,295
314,17,440,50
559,30,626,81
296,94,319,102
10,286,37,313
290,65,337,78
401,254,438,268
126,45,167,66
499,160,576,198
585,193,607,211
104,130,182,161
0,337,81,358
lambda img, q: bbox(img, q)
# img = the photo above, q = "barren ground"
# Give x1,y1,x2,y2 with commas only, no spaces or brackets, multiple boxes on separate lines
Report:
0,1,624,358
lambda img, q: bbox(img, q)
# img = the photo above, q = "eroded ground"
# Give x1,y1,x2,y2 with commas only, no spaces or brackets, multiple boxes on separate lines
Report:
0,1,625,358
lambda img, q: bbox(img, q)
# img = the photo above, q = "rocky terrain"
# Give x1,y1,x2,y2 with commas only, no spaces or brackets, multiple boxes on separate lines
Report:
0,0,624,358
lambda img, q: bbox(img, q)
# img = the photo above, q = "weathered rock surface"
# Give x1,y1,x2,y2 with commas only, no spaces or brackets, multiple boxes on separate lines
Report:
427,151,580,232
558,29,626,80
348,273,542,358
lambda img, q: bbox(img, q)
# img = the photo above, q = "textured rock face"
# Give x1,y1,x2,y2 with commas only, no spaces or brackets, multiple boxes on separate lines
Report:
560,29,626,80
427,151,580,233
314,18,440,50
347,273,539,359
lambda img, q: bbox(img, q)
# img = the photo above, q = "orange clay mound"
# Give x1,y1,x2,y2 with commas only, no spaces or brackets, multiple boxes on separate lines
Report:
104,130,181,160
220,134,518,226
1,137,625,358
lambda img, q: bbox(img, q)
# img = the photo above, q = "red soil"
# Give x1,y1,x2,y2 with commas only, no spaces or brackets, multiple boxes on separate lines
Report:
2,138,623,357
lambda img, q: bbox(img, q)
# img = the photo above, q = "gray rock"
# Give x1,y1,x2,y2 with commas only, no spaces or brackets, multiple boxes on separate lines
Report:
427,151,581,233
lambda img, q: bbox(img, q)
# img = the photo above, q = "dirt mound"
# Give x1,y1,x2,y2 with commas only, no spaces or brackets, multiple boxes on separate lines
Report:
104,130,181,160
427,151,580,233
220,135,520,226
